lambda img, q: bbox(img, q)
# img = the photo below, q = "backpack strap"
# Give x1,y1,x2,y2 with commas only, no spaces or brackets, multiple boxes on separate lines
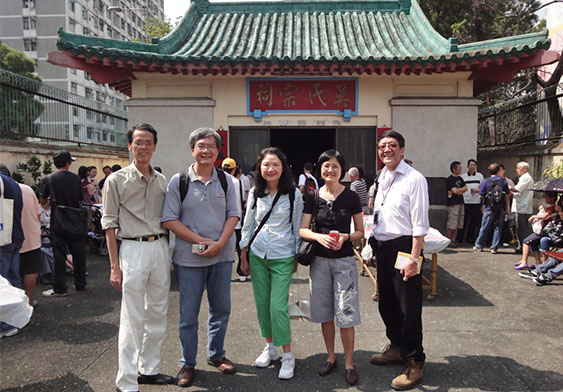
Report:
179,170,190,203
216,168,228,195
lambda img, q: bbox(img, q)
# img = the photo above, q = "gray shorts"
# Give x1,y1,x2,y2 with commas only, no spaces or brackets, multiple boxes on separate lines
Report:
309,255,361,328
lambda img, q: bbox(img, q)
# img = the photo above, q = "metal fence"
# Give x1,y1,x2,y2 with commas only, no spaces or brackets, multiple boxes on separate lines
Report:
0,68,128,149
478,82,563,148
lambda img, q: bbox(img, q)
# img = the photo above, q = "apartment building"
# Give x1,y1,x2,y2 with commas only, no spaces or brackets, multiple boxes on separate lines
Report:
0,0,164,144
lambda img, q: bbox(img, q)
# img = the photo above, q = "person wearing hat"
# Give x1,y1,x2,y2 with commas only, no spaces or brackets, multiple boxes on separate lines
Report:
222,158,248,281
39,150,87,297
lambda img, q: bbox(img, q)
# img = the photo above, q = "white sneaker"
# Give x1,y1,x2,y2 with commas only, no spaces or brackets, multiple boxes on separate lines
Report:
0,327,19,338
278,356,295,379
255,345,280,367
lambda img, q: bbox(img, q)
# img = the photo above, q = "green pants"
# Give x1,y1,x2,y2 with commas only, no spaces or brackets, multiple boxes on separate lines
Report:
249,250,294,346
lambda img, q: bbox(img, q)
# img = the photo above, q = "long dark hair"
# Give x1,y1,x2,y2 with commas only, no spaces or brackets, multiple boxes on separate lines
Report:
253,147,295,197
78,165,88,179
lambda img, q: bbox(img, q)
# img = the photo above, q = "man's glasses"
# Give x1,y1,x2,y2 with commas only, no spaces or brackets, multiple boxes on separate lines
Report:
195,143,217,152
377,142,399,151
133,140,154,147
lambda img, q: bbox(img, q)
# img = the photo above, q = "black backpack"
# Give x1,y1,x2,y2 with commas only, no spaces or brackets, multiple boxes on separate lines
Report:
485,178,505,206
179,168,228,202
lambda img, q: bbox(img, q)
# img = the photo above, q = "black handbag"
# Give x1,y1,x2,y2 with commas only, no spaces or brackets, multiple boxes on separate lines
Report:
542,220,563,244
297,190,319,266
47,175,88,241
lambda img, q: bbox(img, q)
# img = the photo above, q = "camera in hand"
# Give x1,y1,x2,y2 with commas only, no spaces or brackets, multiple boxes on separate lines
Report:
192,244,207,253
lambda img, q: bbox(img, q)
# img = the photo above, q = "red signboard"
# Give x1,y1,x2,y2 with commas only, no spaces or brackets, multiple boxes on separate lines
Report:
247,78,357,121
214,129,228,168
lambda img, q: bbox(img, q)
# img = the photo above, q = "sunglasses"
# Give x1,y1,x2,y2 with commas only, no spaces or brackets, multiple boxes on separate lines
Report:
326,200,335,222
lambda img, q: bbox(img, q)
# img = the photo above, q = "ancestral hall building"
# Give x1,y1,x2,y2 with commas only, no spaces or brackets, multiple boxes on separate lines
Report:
48,0,558,184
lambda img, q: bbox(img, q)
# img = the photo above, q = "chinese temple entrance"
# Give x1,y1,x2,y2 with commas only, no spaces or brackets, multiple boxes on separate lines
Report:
230,126,377,180
270,128,335,179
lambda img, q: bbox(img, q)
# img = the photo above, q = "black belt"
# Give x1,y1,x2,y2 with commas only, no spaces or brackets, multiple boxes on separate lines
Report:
122,234,165,242
374,235,411,247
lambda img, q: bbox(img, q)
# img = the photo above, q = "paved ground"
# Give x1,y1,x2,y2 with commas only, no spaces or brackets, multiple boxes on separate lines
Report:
1,244,562,392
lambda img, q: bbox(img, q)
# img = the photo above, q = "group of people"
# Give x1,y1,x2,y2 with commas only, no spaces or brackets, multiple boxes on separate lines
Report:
94,124,429,392
445,158,563,284
445,160,536,253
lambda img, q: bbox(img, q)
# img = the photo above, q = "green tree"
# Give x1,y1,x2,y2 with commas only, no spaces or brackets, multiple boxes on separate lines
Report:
15,155,53,195
142,16,173,39
0,40,45,139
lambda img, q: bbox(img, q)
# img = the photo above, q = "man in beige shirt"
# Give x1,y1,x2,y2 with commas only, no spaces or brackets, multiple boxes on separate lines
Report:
102,123,174,392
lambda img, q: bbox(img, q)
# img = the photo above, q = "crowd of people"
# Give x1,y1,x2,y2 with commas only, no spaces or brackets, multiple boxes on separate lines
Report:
443,158,563,284
0,123,560,392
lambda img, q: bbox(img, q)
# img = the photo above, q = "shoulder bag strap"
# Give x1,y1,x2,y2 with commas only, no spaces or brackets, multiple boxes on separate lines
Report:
310,190,319,232
46,175,58,206
247,191,282,249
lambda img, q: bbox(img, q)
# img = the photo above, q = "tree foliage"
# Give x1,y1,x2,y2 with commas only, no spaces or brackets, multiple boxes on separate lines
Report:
14,155,53,195
142,17,173,40
0,40,45,139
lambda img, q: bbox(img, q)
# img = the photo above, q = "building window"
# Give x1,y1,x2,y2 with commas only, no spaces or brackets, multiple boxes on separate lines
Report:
68,0,75,12
23,0,35,9
73,124,80,137
72,107,78,117
83,27,91,36
109,116,115,125
103,129,108,141
85,87,93,99
86,110,93,120
71,82,77,93
106,26,112,37
82,7,88,20
110,133,115,142
70,67,76,74
23,38,37,51
87,127,93,139
23,17,36,30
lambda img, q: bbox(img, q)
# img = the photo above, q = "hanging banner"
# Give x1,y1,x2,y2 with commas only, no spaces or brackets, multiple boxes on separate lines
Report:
214,129,228,168
247,78,358,121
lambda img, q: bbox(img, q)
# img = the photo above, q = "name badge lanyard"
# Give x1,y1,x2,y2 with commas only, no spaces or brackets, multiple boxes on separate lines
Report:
380,172,398,206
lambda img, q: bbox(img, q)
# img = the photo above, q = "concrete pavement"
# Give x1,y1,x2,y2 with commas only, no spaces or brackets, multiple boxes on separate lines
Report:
1,244,562,391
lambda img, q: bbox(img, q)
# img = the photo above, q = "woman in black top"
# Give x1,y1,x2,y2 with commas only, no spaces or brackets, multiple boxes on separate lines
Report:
299,150,364,386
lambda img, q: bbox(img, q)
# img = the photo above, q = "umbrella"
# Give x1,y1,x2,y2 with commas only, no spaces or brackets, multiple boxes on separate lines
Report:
531,178,563,192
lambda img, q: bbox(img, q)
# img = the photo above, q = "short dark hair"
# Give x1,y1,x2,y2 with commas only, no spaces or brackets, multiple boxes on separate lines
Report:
488,162,501,175
111,164,122,172
467,159,477,166
450,161,461,173
253,147,295,198
88,166,97,172
304,162,313,171
78,165,88,179
499,164,505,170
317,149,346,180
103,165,111,171
127,123,158,145
377,130,405,148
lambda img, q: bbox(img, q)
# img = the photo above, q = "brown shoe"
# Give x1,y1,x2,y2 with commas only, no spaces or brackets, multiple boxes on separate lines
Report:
177,367,194,387
207,357,237,374
370,344,405,366
318,359,337,376
344,367,359,386
391,360,423,390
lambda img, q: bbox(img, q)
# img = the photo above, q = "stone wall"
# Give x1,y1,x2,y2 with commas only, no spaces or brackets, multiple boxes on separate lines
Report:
0,139,130,185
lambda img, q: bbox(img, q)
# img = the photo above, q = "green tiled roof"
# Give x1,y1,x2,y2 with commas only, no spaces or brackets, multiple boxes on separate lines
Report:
55,0,549,68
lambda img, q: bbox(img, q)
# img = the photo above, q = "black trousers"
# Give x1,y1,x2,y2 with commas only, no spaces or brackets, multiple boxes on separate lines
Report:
51,231,86,293
374,236,425,362
516,213,532,249
457,203,481,243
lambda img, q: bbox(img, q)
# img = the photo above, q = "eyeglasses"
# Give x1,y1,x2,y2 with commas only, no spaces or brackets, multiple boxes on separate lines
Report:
133,140,154,147
326,200,335,222
377,142,399,151
195,143,217,152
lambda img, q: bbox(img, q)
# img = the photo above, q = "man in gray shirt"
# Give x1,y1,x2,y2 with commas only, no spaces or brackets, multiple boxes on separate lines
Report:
162,128,239,387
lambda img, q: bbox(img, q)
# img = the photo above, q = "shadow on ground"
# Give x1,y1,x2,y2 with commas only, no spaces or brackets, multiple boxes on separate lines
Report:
1,372,94,392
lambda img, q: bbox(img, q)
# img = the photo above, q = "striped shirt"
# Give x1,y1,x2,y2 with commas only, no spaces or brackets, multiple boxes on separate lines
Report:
350,179,369,206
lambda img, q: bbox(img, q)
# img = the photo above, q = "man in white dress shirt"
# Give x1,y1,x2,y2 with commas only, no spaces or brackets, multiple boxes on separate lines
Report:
510,162,534,250
368,130,429,391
